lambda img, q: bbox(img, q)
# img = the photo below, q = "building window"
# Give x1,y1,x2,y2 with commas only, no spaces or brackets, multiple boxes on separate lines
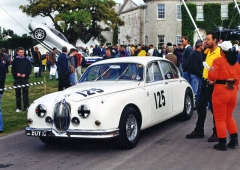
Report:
135,13,138,27
122,16,125,29
221,5,228,19
145,36,148,45
176,35,181,44
196,6,204,21
145,6,148,22
177,5,182,20
158,4,165,19
158,35,165,50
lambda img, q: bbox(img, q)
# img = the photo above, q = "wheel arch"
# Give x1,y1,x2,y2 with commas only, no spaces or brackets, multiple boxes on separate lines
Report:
119,104,142,128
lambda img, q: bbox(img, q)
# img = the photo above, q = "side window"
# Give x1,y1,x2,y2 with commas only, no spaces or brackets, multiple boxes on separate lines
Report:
160,61,179,79
146,62,163,82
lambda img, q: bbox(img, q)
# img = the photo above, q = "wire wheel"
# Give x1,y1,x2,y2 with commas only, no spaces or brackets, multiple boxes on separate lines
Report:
33,28,46,41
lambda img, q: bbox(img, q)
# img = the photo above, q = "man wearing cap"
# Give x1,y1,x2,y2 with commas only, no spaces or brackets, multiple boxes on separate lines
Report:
208,41,240,151
186,32,221,142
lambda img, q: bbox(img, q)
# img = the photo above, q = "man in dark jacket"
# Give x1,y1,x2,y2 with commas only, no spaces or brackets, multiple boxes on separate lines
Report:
32,46,42,77
181,36,193,83
0,60,6,132
187,39,204,106
57,46,70,91
11,47,32,112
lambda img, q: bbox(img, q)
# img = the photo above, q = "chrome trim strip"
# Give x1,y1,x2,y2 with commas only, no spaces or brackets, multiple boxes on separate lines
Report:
25,127,119,138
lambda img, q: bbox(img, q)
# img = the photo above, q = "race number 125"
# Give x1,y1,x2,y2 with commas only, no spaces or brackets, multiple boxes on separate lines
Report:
154,90,166,109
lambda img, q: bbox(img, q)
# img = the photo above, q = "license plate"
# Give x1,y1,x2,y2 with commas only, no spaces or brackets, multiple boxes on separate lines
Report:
31,130,47,137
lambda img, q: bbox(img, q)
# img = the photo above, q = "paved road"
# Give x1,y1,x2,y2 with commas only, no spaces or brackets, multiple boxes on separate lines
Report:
1,93,240,170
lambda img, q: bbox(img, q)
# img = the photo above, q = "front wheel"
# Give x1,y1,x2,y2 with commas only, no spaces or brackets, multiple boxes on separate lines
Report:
118,107,140,149
179,88,193,121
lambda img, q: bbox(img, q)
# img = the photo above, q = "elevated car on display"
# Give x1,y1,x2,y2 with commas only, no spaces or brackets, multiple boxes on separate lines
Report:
28,20,102,64
25,57,194,149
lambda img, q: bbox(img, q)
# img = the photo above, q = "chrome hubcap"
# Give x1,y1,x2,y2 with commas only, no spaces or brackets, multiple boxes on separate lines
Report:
185,95,192,114
126,114,138,141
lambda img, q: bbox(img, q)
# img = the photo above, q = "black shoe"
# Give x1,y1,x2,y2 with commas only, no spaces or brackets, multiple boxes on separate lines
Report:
208,133,218,142
0,130,3,133
214,138,227,151
186,131,205,139
227,133,239,148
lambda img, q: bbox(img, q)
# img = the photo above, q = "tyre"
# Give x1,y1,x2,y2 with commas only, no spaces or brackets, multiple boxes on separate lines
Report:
118,107,140,149
179,88,193,121
33,28,46,41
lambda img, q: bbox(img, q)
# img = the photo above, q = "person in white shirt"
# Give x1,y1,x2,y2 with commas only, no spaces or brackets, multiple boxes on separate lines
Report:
148,44,154,56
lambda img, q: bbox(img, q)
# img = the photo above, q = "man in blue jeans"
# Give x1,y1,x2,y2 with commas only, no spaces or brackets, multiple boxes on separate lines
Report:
0,55,6,132
187,40,204,106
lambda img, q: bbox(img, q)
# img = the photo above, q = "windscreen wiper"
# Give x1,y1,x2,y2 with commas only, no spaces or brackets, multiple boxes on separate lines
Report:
116,64,130,81
94,67,111,81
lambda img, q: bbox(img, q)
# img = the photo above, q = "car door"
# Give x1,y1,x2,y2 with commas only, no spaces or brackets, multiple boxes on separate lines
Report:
145,61,173,121
159,60,185,112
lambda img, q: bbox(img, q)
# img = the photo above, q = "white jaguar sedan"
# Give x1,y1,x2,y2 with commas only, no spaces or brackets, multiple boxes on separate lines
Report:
25,57,194,149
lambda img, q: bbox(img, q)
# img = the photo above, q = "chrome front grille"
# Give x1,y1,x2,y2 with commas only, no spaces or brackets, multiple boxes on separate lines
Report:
54,100,71,132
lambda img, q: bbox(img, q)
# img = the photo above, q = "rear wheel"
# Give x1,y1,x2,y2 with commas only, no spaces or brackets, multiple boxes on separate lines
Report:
33,28,46,41
179,88,193,121
118,107,140,149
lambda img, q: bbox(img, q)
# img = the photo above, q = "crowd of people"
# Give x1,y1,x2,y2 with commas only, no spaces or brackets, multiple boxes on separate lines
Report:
1,34,240,152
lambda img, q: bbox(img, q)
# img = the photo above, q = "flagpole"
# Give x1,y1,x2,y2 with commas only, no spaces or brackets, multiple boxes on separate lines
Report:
181,0,203,41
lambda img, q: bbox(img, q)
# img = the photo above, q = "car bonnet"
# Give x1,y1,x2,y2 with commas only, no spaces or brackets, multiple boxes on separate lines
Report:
55,81,144,102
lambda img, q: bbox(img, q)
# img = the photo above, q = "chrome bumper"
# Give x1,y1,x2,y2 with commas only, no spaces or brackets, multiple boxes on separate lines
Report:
25,126,119,138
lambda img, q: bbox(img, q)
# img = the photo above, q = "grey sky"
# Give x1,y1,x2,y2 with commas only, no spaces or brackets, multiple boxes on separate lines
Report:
0,0,124,36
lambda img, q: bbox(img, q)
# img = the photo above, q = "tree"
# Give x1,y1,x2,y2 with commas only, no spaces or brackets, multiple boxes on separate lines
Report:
20,0,124,46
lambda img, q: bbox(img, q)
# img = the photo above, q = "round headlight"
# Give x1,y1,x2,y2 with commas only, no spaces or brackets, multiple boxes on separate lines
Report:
35,104,47,117
78,104,90,118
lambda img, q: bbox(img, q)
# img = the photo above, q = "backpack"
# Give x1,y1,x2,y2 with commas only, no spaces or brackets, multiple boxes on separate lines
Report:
68,56,73,73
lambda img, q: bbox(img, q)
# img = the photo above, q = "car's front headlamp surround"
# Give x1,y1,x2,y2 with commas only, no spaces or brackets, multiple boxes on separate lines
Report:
35,104,47,117
78,104,90,118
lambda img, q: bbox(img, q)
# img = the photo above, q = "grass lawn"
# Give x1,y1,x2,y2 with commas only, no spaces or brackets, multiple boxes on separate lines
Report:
1,66,86,136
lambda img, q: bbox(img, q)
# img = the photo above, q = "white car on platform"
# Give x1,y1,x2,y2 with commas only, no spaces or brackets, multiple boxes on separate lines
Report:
25,57,194,149
29,20,102,64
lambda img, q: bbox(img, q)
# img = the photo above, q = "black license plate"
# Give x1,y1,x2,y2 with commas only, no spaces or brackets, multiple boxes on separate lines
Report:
31,130,47,137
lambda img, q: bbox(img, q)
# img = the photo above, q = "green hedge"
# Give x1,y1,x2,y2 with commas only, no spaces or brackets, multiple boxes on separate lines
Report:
0,37,37,51
182,2,240,43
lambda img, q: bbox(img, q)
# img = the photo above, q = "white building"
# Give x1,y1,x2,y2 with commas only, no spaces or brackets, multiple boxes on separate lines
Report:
117,0,234,49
